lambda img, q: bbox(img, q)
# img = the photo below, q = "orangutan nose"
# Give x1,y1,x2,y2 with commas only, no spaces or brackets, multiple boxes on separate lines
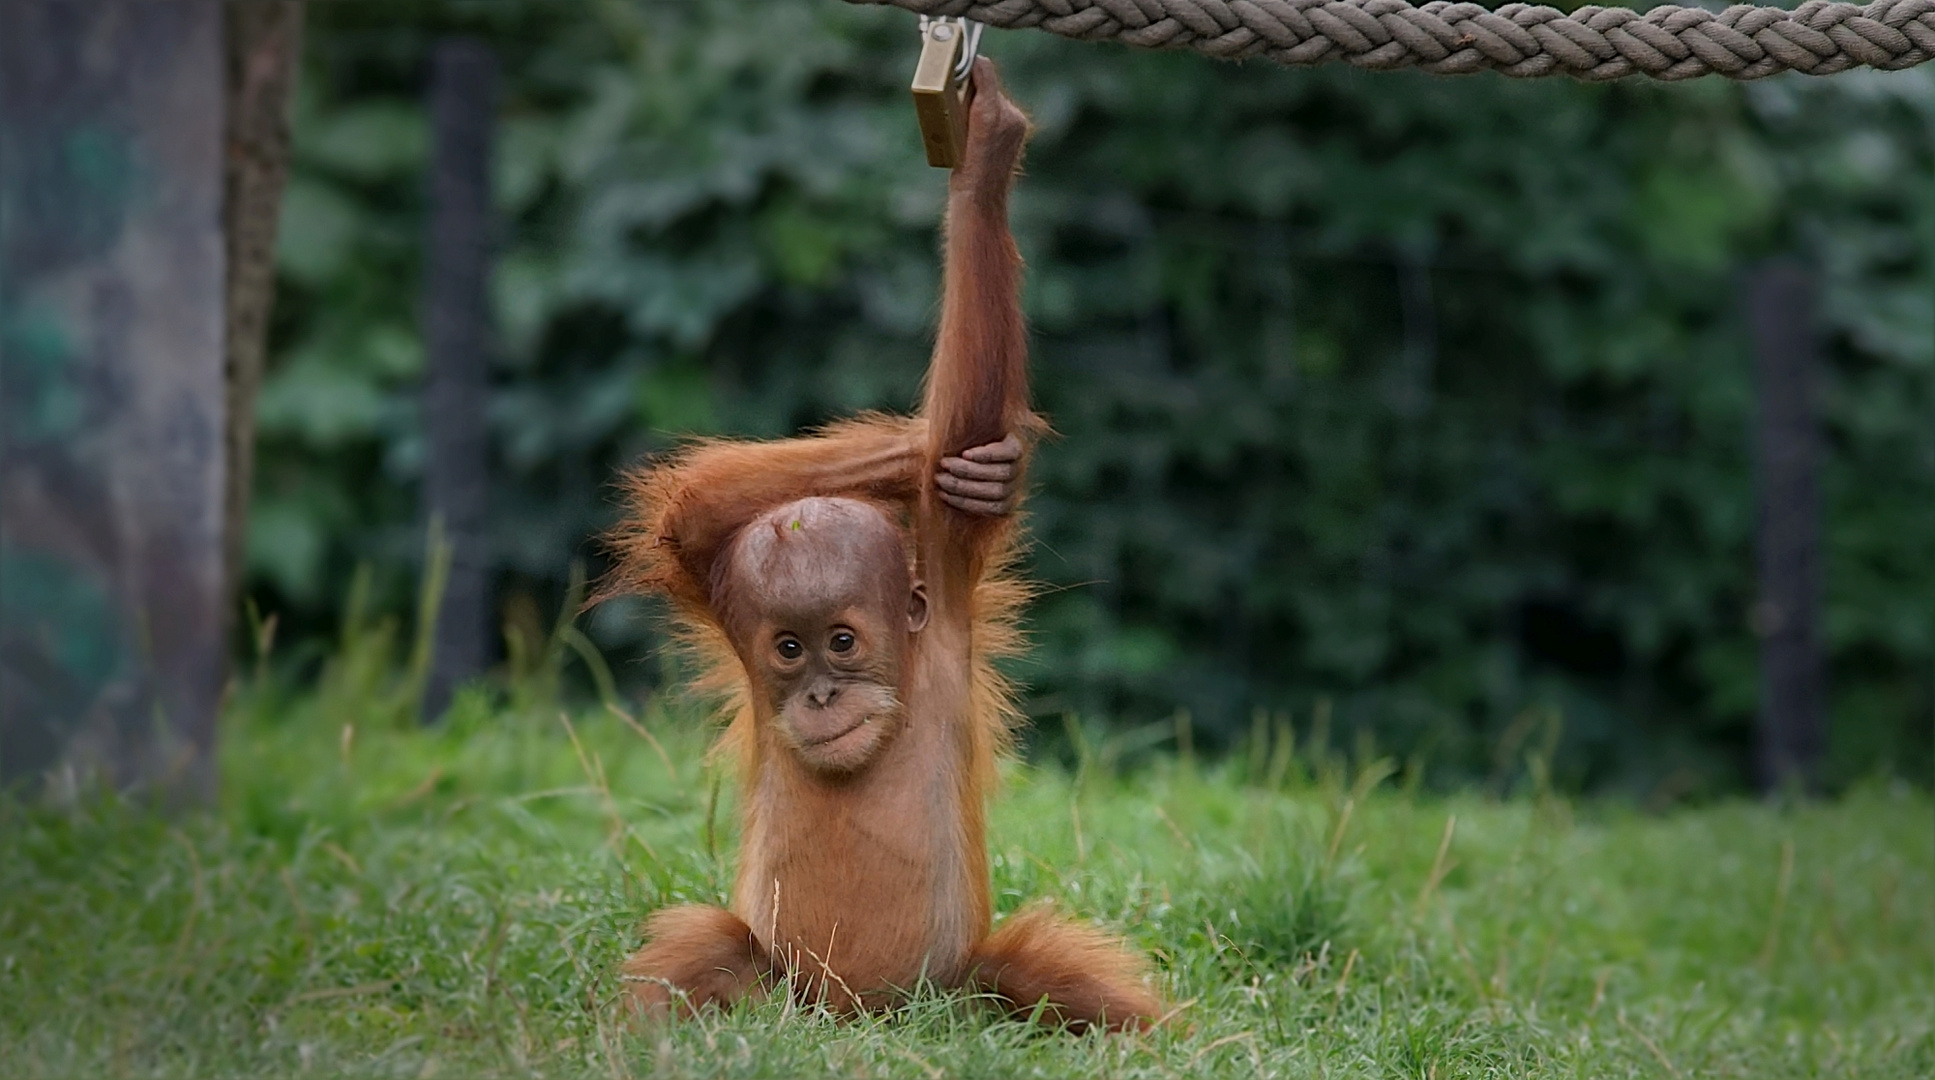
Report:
807,680,839,708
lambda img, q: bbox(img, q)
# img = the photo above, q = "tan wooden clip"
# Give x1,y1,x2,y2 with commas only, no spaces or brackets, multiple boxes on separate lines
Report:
910,17,978,169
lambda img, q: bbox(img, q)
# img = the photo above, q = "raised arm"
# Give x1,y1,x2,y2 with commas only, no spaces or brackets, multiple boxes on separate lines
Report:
609,414,926,613
919,60,1038,596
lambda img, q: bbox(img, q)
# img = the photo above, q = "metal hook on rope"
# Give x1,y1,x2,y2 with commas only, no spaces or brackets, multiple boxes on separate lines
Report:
911,15,982,169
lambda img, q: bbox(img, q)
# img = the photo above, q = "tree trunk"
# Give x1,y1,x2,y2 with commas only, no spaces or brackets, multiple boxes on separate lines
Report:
421,38,499,720
223,1,305,641
1746,259,1827,794
0,1,228,803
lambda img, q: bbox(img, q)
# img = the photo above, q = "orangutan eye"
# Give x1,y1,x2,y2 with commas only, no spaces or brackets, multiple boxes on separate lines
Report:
775,635,804,661
829,630,856,655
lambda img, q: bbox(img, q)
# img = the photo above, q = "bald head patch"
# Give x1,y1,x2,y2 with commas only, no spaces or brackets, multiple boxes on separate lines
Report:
715,497,910,639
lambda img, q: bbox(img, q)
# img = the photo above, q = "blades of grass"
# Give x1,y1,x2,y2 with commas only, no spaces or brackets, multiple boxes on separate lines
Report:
1617,1009,1684,1079
607,701,678,783
402,515,454,725
1758,838,1796,971
561,626,620,712
1266,712,1297,792
1414,814,1457,916
572,712,660,866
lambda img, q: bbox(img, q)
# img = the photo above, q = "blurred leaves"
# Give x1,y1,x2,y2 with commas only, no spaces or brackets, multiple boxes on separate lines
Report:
250,1,1934,791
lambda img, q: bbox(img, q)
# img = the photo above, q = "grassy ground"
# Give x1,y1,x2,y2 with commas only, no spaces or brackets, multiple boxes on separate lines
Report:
3,683,1930,1078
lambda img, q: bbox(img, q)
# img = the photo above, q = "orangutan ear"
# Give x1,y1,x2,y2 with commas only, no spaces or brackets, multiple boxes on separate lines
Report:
907,581,930,634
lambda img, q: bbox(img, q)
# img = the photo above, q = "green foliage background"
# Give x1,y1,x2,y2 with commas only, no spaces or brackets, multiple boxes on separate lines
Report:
253,0,1935,793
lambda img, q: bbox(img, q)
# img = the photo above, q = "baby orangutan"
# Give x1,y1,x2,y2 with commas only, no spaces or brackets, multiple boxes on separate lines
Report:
604,60,1161,1033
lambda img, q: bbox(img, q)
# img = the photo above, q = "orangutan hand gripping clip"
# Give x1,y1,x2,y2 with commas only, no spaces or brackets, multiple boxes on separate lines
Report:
606,59,1162,1034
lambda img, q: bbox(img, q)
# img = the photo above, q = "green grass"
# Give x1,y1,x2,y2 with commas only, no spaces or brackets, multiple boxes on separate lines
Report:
3,687,1930,1078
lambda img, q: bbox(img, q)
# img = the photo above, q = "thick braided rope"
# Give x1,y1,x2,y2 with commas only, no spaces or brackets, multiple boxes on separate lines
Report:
846,0,1935,79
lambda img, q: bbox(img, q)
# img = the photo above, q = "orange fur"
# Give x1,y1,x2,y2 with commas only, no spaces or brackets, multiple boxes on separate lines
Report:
606,60,1159,1032
967,904,1162,1033
621,905,769,1020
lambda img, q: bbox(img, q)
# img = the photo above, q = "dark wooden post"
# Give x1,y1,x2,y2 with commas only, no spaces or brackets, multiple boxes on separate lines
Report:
223,2,305,634
421,38,499,719
1746,259,1827,793
0,1,228,801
